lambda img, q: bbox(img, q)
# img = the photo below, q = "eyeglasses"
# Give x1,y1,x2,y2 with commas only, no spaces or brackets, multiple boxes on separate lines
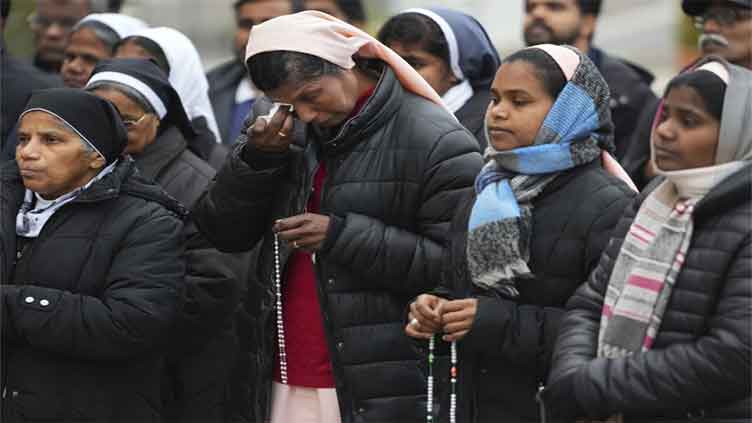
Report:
122,114,148,129
27,13,80,33
693,6,752,30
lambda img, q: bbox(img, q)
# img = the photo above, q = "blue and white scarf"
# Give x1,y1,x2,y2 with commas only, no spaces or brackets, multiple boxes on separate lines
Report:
467,45,613,297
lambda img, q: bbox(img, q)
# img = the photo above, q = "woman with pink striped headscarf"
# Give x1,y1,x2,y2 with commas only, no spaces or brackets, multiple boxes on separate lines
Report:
546,57,752,421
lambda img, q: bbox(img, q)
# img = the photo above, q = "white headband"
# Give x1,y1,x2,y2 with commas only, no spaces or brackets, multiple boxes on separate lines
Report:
403,8,464,81
696,61,730,84
86,71,168,118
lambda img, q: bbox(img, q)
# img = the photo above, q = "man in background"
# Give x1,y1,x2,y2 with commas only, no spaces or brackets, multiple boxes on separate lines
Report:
622,0,751,188
1,0,61,158
523,0,657,161
30,0,121,74
298,0,365,27
684,0,751,69
207,0,293,145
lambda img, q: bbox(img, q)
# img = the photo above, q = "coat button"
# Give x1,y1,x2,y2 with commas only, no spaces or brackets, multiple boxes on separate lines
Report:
24,296,35,304
337,341,344,351
480,368,488,375
40,299,50,307
11,390,19,398
327,278,335,286
358,407,365,414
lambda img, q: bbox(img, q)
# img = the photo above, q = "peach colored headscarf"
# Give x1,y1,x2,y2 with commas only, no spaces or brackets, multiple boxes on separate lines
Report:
244,10,453,116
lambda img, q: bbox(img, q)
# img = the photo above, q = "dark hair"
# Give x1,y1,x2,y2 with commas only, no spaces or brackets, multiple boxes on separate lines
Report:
290,0,366,23
234,0,296,14
578,0,602,16
246,50,343,91
73,20,121,53
504,48,567,100
117,36,171,75
377,13,450,65
107,0,124,12
525,0,601,16
333,0,366,23
1,0,10,21
664,69,726,121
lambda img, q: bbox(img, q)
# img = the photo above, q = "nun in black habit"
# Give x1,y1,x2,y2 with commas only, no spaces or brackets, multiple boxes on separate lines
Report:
1,88,186,422
85,58,244,423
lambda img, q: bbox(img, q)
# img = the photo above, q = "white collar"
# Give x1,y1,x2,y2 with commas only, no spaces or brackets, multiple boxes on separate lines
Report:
442,80,474,114
657,160,748,199
235,77,261,103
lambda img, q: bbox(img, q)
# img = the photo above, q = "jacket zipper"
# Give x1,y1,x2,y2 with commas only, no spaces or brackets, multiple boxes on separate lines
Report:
536,382,547,423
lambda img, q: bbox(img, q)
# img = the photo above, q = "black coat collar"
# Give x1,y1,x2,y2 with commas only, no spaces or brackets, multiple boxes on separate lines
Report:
695,164,751,223
133,125,187,182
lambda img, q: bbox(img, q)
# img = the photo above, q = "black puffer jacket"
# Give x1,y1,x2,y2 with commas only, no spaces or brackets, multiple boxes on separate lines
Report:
193,65,483,423
133,126,243,423
545,165,752,423
431,161,634,423
0,158,186,423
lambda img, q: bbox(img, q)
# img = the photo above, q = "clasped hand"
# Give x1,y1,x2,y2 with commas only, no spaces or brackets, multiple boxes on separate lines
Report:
405,294,478,342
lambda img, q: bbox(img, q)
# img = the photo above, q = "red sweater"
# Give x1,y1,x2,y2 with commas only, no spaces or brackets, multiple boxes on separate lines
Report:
273,87,375,388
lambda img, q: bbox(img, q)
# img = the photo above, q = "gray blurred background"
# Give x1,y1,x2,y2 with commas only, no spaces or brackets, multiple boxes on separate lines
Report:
5,0,702,93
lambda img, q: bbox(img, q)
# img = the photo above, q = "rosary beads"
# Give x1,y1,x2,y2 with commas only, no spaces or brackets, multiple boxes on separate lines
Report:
427,335,457,423
273,233,288,384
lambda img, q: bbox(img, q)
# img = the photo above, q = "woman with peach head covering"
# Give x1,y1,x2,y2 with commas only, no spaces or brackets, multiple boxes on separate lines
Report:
191,10,483,423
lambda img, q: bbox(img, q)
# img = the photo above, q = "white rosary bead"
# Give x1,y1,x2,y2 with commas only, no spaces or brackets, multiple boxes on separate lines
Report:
273,233,288,384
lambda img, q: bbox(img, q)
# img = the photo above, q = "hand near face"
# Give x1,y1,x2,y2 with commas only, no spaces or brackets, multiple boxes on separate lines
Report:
249,104,294,153
274,213,330,252
439,298,478,342
405,294,446,340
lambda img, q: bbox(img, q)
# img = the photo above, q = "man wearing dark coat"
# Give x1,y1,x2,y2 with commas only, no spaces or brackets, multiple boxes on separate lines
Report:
1,0,61,159
622,0,751,189
522,0,657,162
207,0,293,145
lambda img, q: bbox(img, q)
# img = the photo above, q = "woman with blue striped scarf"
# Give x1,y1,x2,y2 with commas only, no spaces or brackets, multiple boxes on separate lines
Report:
405,44,636,422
